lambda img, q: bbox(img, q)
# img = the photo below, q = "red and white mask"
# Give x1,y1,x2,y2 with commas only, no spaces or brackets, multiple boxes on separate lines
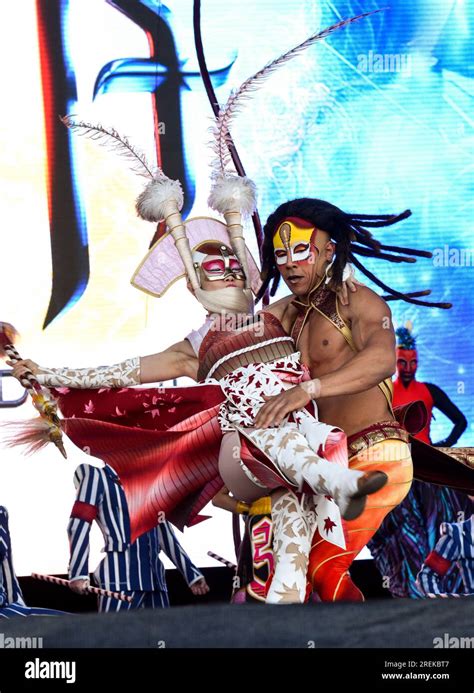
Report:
273,217,318,266
193,242,245,284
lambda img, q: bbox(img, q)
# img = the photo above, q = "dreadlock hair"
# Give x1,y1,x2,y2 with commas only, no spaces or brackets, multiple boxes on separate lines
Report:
395,326,417,350
257,198,451,309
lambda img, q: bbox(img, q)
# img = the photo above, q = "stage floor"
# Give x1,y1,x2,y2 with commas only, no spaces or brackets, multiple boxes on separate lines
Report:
1,597,472,649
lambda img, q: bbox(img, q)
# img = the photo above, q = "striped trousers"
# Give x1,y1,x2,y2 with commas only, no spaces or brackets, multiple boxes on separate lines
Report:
98,589,170,613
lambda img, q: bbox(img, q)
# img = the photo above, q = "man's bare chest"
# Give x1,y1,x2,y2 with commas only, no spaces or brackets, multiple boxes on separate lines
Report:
297,311,354,375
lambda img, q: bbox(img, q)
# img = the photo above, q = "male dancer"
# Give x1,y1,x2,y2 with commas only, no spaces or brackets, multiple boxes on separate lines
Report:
253,198,449,601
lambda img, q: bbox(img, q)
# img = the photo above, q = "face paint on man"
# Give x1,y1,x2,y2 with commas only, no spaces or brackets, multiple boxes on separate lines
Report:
272,216,334,296
396,348,418,386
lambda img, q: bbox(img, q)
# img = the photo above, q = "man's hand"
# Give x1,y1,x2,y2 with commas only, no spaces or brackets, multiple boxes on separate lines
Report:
254,385,312,428
6,358,41,381
69,578,90,595
190,578,210,596
331,265,364,306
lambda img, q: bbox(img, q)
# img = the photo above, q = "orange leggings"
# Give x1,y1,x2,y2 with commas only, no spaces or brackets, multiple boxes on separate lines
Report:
309,437,413,601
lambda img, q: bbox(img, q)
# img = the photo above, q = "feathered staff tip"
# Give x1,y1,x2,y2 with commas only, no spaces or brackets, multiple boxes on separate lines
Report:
1,419,62,457
0,322,67,458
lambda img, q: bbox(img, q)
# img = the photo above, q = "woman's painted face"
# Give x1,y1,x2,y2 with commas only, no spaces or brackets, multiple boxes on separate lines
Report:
200,255,245,282
193,242,246,291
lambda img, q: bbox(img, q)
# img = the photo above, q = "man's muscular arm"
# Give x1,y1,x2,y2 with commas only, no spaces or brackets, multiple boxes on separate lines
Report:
308,287,396,399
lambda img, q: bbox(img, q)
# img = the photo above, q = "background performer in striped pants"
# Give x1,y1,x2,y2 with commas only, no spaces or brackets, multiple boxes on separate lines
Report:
417,514,474,596
0,506,65,617
68,463,209,612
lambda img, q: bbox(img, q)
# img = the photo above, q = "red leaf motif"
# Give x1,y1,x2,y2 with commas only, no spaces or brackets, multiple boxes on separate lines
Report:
323,517,337,533
145,408,161,418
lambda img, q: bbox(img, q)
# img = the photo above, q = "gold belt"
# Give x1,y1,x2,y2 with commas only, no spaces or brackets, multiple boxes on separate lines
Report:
347,421,410,460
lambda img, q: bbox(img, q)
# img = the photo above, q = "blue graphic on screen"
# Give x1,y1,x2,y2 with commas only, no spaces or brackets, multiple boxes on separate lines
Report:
173,0,472,445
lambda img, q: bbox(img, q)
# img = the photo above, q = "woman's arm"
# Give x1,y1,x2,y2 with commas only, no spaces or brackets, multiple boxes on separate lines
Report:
140,339,198,383
8,339,198,388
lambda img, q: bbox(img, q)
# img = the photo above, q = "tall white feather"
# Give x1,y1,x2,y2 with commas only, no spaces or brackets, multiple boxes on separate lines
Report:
60,116,156,179
210,10,383,178
62,116,202,294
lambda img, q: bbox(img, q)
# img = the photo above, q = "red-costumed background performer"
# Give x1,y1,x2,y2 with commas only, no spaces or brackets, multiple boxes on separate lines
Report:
393,322,467,447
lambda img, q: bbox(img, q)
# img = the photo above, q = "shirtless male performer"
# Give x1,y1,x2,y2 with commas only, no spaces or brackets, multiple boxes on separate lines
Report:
253,197,445,601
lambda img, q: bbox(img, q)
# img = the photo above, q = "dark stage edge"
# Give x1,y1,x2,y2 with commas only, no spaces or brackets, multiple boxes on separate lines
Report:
1,598,472,648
